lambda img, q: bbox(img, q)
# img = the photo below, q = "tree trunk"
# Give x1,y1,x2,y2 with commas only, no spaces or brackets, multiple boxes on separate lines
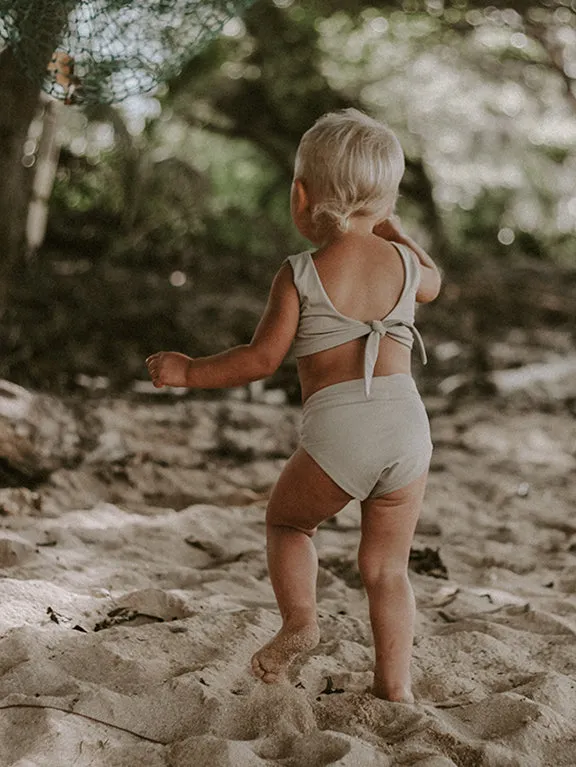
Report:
0,47,42,315
0,1,77,317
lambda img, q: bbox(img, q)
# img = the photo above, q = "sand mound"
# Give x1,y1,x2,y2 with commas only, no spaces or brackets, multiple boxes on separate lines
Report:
1,392,576,765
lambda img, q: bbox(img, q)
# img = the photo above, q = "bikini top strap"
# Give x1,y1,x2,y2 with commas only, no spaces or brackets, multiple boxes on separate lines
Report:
391,242,421,295
286,251,317,306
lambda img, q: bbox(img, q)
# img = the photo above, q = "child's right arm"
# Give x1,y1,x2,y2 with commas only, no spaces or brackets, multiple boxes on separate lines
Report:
373,216,442,304
146,262,300,390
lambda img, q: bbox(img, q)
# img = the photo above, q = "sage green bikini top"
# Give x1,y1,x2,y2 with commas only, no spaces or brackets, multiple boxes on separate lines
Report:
286,242,427,397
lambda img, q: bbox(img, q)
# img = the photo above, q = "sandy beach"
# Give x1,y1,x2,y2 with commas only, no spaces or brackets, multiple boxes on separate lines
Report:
1,381,576,766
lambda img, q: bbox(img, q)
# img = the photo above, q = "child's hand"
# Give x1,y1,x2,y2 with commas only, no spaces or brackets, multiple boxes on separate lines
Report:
145,351,191,388
373,214,405,241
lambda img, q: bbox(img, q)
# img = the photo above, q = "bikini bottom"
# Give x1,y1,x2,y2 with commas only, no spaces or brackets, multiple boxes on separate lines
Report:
300,374,433,500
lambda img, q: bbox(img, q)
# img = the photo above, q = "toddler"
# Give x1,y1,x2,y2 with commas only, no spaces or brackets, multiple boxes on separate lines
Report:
146,108,441,703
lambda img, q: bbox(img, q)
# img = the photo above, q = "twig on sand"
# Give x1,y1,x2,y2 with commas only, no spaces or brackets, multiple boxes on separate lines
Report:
0,702,168,745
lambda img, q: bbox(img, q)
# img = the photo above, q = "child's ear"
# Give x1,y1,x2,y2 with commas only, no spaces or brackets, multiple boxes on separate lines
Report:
292,178,310,215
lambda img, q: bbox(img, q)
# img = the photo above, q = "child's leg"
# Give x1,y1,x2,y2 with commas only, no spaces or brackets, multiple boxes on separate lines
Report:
358,471,428,703
251,447,352,683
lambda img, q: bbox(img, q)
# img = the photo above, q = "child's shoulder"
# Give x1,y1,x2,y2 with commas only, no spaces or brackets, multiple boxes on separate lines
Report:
283,250,312,278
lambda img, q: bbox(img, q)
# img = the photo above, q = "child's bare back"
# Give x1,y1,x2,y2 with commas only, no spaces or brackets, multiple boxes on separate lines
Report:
297,233,415,402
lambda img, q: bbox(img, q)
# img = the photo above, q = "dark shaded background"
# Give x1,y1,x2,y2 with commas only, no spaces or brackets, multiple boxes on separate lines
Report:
1,0,575,401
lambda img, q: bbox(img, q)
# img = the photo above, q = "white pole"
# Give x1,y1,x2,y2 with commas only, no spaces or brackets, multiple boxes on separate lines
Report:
25,94,61,254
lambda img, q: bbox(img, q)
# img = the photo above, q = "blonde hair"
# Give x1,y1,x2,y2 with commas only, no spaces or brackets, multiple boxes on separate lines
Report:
294,108,405,233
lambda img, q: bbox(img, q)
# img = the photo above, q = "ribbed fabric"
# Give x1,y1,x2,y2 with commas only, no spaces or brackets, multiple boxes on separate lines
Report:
300,376,433,499
286,242,427,397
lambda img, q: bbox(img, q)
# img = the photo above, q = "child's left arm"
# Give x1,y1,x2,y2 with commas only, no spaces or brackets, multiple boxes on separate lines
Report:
146,263,300,389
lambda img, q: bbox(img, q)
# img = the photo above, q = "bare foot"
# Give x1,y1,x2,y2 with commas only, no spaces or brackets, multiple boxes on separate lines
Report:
371,678,414,703
251,623,320,683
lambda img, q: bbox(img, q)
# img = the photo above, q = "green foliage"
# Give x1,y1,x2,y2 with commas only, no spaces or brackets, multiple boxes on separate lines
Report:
52,150,125,216
2,0,575,393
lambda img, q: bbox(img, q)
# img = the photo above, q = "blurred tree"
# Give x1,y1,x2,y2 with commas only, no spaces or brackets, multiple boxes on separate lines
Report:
0,0,256,317
167,1,453,256
0,1,76,316
1,0,575,393
164,0,575,267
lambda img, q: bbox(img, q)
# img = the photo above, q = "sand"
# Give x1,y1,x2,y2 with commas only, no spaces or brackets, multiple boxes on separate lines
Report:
1,385,576,766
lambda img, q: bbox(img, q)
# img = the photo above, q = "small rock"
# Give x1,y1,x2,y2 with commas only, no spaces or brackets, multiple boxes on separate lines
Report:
516,482,530,497
0,532,35,566
0,488,42,516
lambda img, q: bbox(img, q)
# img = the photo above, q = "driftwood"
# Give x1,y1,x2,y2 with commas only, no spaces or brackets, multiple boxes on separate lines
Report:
0,379,82,486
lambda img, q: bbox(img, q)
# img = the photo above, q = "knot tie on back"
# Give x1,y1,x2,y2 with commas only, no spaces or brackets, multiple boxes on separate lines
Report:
368,319,391,335
363,319,427,398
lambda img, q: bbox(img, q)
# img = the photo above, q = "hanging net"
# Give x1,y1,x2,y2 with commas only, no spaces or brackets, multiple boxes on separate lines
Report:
0,0,255,104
